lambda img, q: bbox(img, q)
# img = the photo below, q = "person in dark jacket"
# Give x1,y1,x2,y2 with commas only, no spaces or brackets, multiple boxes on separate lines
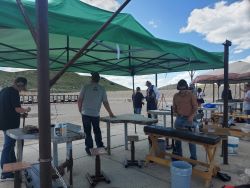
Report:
133,87,144,114
221,85,233,100
0,77,31,180
145,81,160,118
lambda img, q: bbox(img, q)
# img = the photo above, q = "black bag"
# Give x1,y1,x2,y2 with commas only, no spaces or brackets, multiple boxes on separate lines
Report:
197,98,205,104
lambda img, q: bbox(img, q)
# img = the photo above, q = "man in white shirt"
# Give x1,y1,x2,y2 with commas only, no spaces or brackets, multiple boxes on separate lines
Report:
78,72,114,155
145,81,160,118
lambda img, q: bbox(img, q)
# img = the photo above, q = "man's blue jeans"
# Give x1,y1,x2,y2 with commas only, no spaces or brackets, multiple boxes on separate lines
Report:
174,116,197,160
81,115,104,150
1,131,16,178
134,108,142,114
245,110,250,124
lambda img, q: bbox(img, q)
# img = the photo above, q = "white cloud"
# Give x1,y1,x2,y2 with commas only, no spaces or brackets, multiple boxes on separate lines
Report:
80,0,120,11
148,20,158,28
102,72,191,90
164,72,191,85
240,55,250,63
180,0,250,54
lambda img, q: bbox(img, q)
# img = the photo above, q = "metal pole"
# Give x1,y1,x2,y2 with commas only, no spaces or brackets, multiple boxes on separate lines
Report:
213,83,215,102
132,76,135,93
239,83,241,99
222,40,232,165
190,70,195,81
67,35,69,62
36,0,52,187
155,74,158,87
129,45,134,93
16,0,38,45
50,0,131,87
218,84,220,100
234,84,237,99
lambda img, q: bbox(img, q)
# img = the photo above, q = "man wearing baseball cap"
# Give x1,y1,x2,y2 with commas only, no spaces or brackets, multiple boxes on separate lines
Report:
0,77,31,180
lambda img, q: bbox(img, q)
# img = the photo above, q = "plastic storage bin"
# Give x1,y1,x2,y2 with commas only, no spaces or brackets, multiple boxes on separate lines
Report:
228,136,239,155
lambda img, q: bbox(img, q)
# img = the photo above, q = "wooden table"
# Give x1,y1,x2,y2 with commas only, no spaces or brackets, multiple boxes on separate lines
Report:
202,124,250,137
212,112,250,119
212,102,243,112
148,109,172,128
200,107,218,120
7,123,84,166
100,114,158,155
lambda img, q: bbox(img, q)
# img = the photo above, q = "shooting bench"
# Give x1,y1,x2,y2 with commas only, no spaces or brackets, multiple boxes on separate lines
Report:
144,125,221,187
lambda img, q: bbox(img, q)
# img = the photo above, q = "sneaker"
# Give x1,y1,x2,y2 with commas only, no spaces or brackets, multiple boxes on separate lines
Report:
85,148,91,156
0,177,14,182
0,174,14,182
97,146,107,150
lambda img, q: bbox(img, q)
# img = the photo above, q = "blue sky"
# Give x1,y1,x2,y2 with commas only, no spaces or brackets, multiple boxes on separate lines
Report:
1,0,250,90
79,0,250,89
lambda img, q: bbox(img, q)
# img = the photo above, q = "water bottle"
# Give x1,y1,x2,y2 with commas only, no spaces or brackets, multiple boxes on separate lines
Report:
193,121,199,133
61,123,67,137
54,123,67,137
54,123,62,137
195,124,200,133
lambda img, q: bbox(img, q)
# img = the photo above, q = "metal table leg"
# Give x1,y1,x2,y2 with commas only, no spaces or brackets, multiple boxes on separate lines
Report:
163,115,166,128
107,122,111,155
124,123,128,150
53,142,58,167
66,142,73,186
14,140,23,188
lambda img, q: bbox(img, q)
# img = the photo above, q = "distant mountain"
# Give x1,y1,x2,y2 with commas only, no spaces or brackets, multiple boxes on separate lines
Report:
0,70,130,92
159,84,177,90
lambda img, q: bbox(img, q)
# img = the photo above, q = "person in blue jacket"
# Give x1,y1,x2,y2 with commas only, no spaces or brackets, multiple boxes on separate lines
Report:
132,87,144,114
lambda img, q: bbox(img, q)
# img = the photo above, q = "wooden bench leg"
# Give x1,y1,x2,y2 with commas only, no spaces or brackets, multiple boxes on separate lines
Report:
145,134,221,187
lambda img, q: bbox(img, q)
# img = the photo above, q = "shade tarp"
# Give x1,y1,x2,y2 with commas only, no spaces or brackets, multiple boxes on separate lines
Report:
0,0,224,76
193,61,250,84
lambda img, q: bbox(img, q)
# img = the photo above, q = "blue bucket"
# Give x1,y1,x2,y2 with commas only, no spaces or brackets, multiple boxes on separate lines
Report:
171,161,192,188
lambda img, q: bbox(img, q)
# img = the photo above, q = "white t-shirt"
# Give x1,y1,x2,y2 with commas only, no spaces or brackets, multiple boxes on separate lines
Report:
79,83,107,117
153,85,160,100
243,90,250,111
197,91,205,99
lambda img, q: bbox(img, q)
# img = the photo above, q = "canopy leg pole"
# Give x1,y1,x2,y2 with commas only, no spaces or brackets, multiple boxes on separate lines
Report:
36,0,52,187
155,74,158,87
16,0,37,45
222,40,232,165
218,84,220,100
213,83,215,102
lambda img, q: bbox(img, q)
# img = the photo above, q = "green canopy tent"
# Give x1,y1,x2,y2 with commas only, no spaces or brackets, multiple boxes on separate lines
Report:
0,1,228,187
0,0,224,77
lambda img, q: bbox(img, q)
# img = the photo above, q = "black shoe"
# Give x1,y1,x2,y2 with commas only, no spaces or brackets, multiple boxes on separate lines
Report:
190,157,197,167
171,158,179,162
190,162,196,167
166,145,173,150
85,148,91,156
217,171,231,182
0,173,14,182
